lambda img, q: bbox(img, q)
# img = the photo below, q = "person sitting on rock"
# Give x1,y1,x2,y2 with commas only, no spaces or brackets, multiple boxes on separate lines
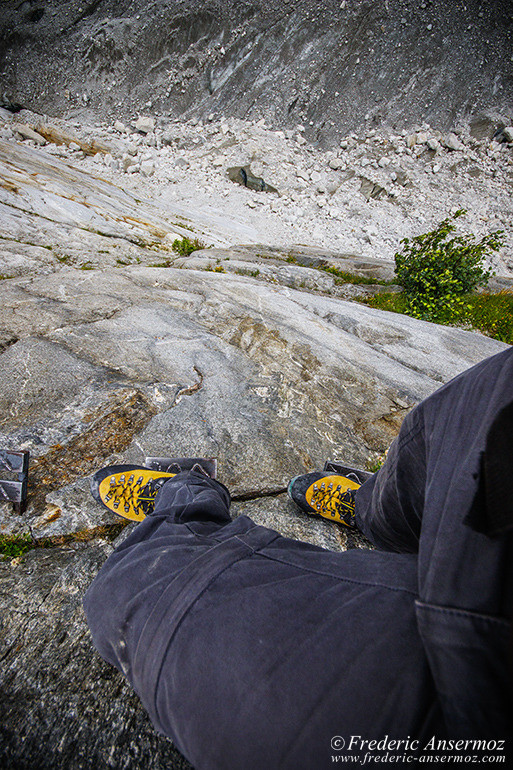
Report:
83,347,513,770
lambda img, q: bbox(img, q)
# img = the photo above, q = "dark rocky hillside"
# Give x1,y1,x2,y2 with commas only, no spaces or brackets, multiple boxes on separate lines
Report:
1,0,512,143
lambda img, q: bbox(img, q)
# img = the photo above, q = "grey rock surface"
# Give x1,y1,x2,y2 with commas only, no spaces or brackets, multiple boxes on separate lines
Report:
2,107,513,275
1,270,508,770
0,99,511,768
0,542,194,770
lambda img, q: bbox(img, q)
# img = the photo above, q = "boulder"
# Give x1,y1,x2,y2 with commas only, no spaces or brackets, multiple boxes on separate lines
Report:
443,132,465,151
134,116,155,134
469,116,499,141
359,176,388,200
12,123,46,145
494,126,513,144
140,159,155,177
226,164,278,193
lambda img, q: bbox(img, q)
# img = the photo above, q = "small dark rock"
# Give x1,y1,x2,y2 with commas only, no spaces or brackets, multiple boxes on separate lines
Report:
493,126,513,144
469,116,498,141
0,99,24,114
227,165,278,193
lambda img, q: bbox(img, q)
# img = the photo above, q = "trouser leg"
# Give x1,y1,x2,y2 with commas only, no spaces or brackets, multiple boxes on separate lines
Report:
83,471,232,677
354,403,426,554
354,346,513,611
152,469,232,524
84,471,437,768
355,347,513,736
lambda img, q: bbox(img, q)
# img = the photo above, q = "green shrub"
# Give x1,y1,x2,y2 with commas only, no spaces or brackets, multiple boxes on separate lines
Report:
394,210,504,321
171,236,205,256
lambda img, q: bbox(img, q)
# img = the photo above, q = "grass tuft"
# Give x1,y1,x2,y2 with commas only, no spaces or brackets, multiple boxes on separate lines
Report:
0,532,34,559
318,265,394,286
171,237,205,256
365,290,513,344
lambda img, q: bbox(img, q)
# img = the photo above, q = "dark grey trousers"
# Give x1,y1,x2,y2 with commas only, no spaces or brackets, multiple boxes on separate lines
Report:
83,348,513,769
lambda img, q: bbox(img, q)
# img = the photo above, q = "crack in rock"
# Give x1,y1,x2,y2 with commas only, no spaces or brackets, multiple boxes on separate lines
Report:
231,486,288,501
171,365,204,407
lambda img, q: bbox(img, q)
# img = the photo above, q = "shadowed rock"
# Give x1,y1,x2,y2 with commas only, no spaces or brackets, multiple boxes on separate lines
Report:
227,164,278,193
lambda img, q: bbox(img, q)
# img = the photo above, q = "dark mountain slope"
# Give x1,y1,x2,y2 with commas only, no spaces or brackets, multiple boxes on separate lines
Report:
1,0,512,144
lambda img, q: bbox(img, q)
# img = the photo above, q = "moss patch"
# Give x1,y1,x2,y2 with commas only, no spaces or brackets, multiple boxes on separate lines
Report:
0,523,127,560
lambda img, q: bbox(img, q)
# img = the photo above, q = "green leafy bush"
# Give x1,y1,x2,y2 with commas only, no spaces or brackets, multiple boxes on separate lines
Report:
394,210,504,320
171,236,205,256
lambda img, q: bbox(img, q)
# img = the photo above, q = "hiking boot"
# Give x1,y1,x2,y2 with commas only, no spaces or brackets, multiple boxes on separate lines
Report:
144,456,217,478
191,462,211,478
91,464,180,522
288,471,361,527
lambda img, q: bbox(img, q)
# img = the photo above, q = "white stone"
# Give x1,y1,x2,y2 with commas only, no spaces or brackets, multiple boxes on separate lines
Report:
114,120,126,133
12,124,46,145
326,180,340,195
329,157,345,170
378,157,391,167
122,155,136,171
68,141,81,152
140,160,155,177
444,133,465,151
134,116,155,134
427,138,440,151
